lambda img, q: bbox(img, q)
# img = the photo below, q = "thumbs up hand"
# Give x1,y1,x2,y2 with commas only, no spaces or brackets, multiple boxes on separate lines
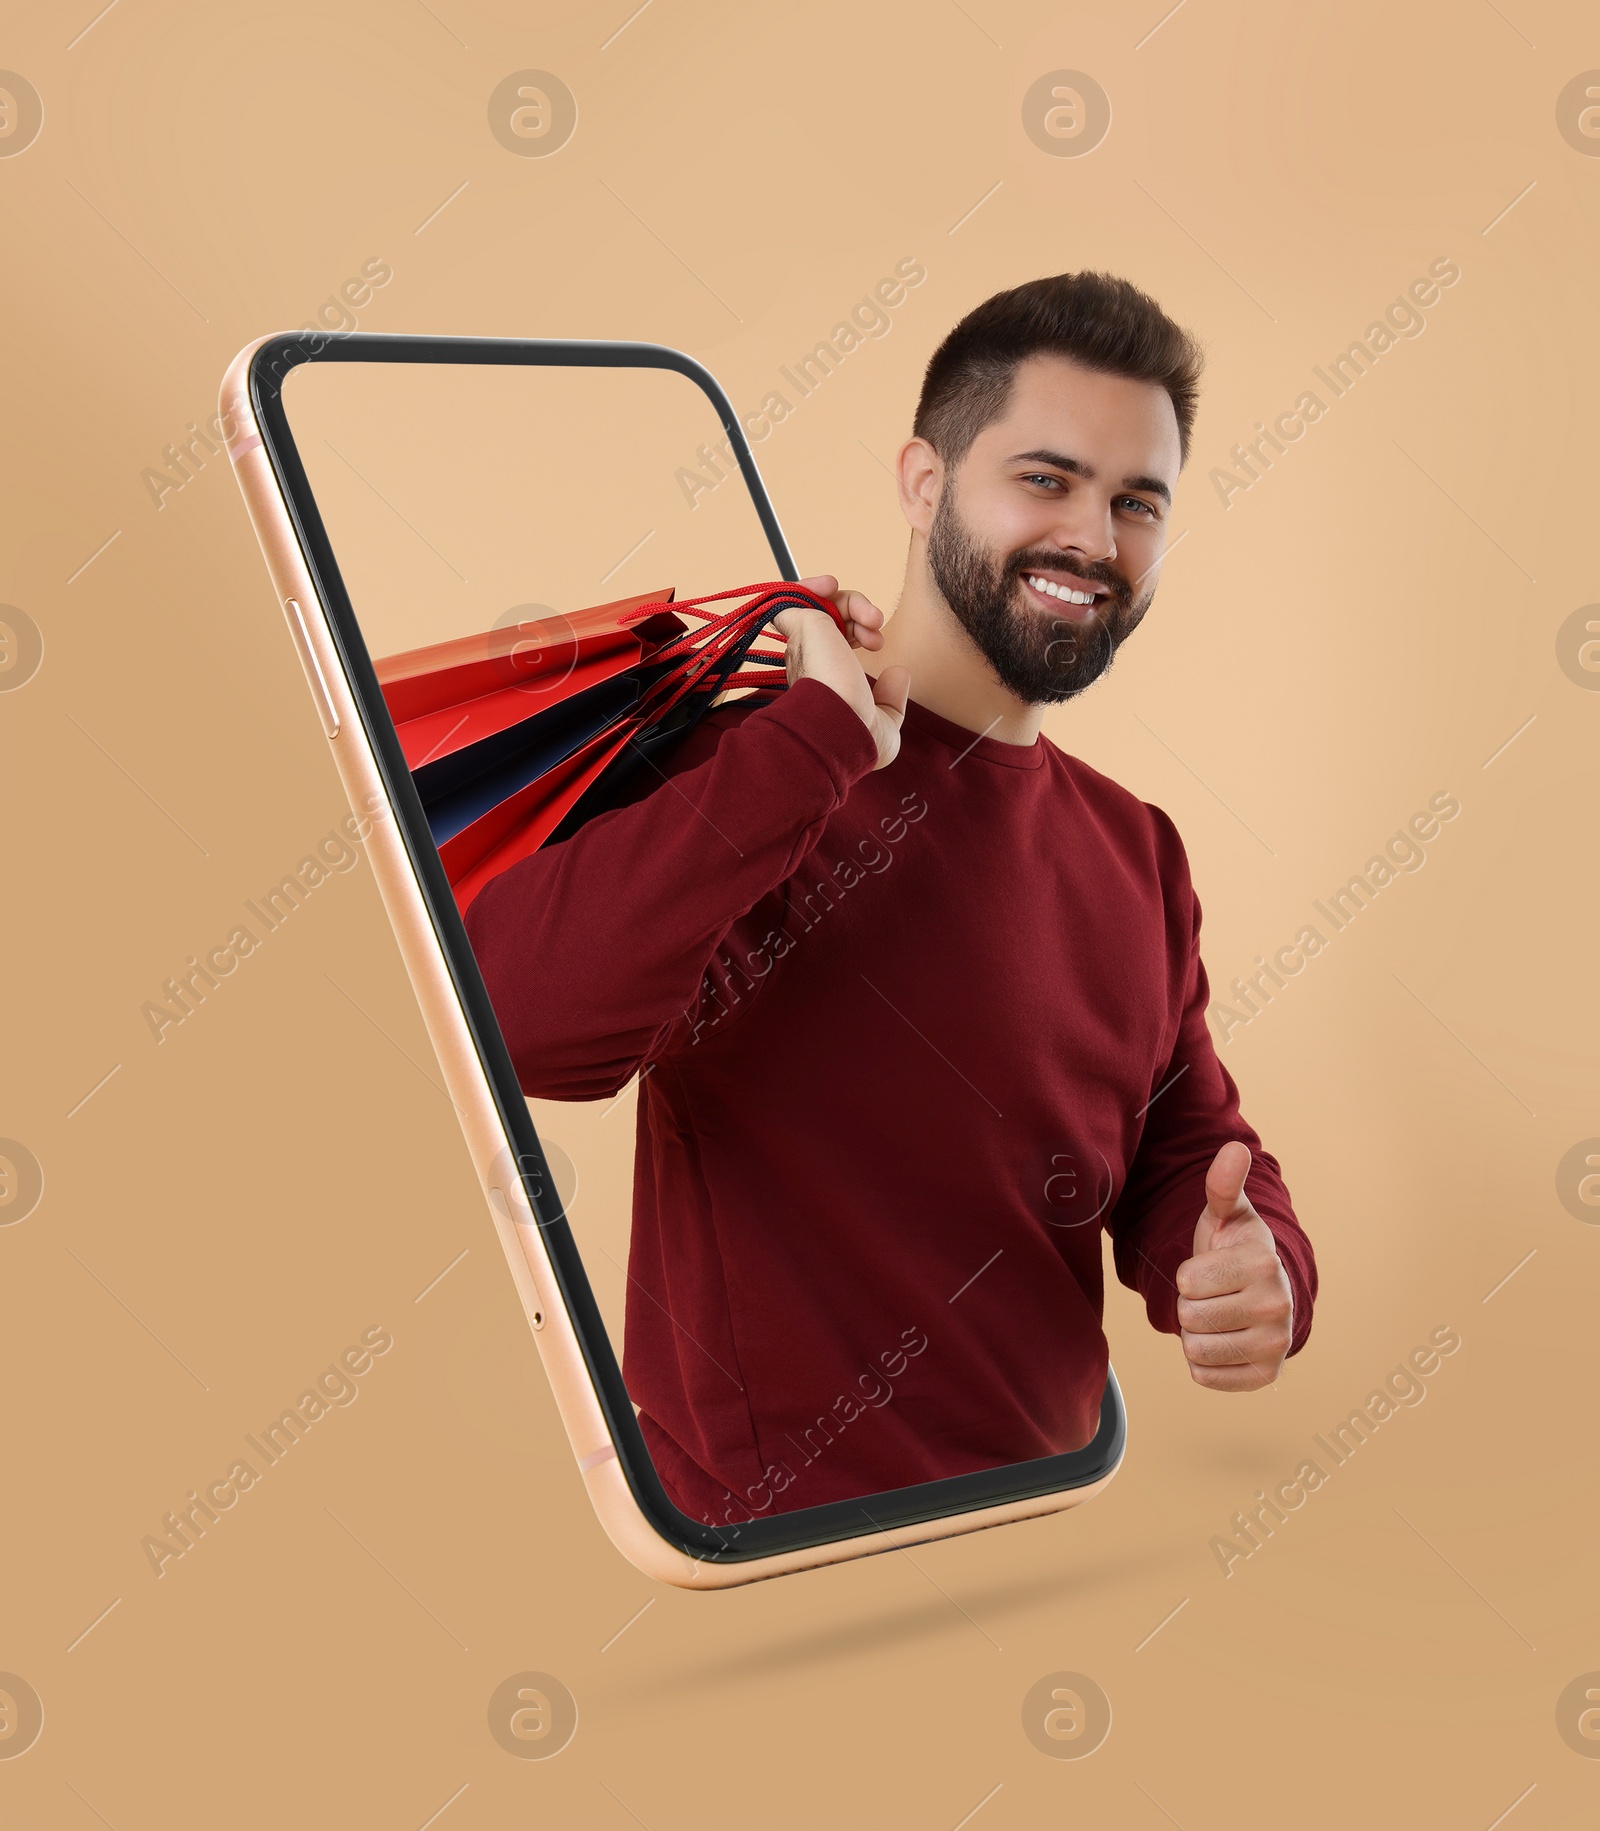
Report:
1174,1141,1295,1391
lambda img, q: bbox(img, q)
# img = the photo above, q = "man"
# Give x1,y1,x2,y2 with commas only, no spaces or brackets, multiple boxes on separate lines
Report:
465,271,1318,1527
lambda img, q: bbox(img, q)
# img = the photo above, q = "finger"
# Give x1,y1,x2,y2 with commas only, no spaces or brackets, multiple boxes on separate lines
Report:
872,663,911,724
839,591,885,650
804,583,883,650
1192,1149,1262,1258
1175,1245,1255,1301
792,576,846,633
1176,1289,1264,1333
835,589,883,629
769,603,835,644
1180,1323,1286,1370
1203,1140,1253,1224
1181,1304,1289,1381
1187,1358,1277,1392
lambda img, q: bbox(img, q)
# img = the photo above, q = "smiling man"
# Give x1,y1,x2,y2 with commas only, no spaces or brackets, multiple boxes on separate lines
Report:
465,271,1319,1527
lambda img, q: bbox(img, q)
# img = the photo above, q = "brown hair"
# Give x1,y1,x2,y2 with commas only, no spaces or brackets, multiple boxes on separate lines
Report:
913,271,1204,468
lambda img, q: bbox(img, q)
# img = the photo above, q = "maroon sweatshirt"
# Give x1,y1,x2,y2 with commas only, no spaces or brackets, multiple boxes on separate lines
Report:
464,678,1317,1526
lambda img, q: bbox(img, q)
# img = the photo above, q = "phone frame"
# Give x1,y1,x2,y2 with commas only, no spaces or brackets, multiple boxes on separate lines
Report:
222,330,1126,1589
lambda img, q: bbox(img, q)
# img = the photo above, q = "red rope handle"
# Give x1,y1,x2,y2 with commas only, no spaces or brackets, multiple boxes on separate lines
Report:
620,580,844,642
620,582,843,729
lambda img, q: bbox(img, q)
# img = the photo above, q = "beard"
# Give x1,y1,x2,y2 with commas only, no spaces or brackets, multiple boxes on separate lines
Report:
924,488,1154,705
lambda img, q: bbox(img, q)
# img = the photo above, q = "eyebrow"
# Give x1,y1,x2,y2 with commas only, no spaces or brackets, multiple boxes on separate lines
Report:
1008,448,1172,507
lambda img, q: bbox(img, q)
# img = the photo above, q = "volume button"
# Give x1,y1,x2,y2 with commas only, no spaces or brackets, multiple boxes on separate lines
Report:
283,598,341,739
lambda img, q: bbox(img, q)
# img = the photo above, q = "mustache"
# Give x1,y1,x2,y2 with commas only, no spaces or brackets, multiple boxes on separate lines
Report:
1006,552,1131,605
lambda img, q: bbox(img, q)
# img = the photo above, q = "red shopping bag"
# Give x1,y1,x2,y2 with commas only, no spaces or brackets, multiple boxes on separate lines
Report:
375,588,685,892
375,588,685,772
376,581,844,915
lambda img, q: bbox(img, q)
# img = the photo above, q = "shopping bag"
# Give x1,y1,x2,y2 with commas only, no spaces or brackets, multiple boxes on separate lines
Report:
376,581,844,914
421,666,660,843
374,589,682,848
375,588,684,775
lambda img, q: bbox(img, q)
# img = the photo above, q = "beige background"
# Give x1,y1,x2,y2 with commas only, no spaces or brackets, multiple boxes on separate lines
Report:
3,0,1598,1824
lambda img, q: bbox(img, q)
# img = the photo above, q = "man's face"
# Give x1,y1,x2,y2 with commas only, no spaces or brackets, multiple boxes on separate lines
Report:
923,354,1182,704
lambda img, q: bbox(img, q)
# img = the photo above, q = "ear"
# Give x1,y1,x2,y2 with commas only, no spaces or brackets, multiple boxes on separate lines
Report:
896,435,943,536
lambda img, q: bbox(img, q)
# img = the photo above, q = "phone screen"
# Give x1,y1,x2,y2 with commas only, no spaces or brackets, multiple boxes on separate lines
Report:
263,339,1121,1559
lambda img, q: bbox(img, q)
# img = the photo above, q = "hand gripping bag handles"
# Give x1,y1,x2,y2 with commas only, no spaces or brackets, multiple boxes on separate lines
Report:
373,580,846,915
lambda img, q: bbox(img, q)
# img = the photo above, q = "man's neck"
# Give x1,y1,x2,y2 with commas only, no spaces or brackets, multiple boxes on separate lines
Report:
872,545,1044,746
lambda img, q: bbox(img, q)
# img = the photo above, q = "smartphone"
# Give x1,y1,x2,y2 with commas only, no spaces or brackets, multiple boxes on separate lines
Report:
221,331,1125,1588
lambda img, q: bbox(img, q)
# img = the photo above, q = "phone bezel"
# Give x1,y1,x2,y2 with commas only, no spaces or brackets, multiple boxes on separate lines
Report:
246,329,1126,1567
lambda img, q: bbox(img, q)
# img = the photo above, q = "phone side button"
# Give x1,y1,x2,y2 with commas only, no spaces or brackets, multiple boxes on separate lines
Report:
283,598,341,739
488,1185,546,1330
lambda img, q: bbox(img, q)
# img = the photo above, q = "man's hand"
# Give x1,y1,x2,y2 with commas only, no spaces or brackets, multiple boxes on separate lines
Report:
1174,1141,1295,1391
771,574,910,772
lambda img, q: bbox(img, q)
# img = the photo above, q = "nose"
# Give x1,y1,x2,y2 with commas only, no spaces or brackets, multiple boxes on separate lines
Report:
1042,493,1117,567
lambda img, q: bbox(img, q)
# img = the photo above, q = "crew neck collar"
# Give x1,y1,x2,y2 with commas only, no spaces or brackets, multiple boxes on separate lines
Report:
887,687,1049,770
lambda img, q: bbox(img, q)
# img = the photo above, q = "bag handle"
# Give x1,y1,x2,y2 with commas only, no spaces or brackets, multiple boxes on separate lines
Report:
621,583,844,736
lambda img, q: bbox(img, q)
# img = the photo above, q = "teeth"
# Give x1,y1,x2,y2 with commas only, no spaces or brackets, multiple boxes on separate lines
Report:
1027,575,1096,606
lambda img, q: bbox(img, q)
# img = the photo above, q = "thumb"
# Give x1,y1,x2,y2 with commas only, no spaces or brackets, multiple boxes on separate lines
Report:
871,663,910,724
1193,1140,1253,1253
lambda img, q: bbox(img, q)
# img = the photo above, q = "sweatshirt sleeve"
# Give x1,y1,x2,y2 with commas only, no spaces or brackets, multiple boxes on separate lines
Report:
1107,812,1318,1357
461,678,881,1099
